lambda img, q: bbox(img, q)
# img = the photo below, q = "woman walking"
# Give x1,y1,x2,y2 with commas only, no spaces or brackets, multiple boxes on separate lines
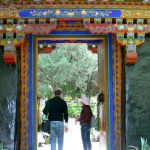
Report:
76,97,93,150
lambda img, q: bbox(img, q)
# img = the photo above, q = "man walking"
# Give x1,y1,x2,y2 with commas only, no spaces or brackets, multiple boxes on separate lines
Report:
43,90,68,150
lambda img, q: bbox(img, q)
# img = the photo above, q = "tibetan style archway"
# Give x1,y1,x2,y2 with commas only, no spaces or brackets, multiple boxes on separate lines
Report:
17,34,123,150
0,1,149,150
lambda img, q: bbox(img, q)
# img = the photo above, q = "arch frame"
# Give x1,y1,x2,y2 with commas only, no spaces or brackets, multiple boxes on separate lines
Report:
18,34,123,150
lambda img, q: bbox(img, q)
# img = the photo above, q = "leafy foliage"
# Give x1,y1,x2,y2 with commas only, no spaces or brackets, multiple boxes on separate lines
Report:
141,138,150,150
128,138,150,150
38,44,98,99
67,102,81,118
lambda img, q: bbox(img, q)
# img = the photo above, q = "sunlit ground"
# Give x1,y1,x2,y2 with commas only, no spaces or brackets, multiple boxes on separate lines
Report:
38,118,101,150
99,131,107,150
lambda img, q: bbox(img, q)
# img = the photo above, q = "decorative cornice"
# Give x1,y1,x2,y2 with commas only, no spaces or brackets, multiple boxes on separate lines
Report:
24,24,57,34
2,24,149,34
0,24,57,34
0,2,150,10
0,2,150,19
84,24,150,34
56,24,87,31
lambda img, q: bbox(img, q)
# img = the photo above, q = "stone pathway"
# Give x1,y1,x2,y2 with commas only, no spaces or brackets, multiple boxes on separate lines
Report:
38,118,100,150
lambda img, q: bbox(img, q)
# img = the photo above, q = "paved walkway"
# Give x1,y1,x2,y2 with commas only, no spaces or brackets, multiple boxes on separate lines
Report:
38,118,100,150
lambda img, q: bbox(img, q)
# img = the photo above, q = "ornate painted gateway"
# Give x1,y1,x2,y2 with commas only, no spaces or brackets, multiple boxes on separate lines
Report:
0,1,150,150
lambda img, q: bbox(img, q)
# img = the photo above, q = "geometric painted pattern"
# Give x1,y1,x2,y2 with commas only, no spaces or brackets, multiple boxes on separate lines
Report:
112,36,123,150
20,38,29,150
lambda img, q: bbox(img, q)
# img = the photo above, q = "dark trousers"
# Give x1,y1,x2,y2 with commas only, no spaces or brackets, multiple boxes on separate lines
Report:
81,124,91,150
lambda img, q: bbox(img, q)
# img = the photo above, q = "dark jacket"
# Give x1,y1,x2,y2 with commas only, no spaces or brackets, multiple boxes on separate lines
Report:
79,105,92,125
43,96,68,123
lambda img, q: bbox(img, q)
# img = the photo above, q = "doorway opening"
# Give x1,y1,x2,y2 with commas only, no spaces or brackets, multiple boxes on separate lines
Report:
37,43,100,150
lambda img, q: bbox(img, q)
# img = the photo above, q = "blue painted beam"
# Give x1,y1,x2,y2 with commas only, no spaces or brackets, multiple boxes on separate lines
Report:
38,40,101,44
19,9,121,18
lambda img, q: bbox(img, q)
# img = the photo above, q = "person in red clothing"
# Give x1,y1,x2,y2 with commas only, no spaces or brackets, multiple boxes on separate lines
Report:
76,97,93,150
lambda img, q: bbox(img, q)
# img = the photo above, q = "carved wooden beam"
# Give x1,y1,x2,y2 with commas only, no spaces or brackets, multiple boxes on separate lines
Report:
39,44,56,54
0,22,147,64
84,24,150,34
85,23,146,64
24,24,57,35
3,51,16,64
88,44,98,54
0,24,57,64
0,24,57,34
3,40,16,64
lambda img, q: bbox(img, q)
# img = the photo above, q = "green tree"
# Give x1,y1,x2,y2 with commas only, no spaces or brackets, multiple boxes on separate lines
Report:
38,44,98,99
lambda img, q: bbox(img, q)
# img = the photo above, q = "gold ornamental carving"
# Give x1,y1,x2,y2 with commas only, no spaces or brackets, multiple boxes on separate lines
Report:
122,10,150,18
0,10,19,18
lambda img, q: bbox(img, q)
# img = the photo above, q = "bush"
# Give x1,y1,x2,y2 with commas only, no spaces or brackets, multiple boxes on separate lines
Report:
67,102,97,118
67,102,81,118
